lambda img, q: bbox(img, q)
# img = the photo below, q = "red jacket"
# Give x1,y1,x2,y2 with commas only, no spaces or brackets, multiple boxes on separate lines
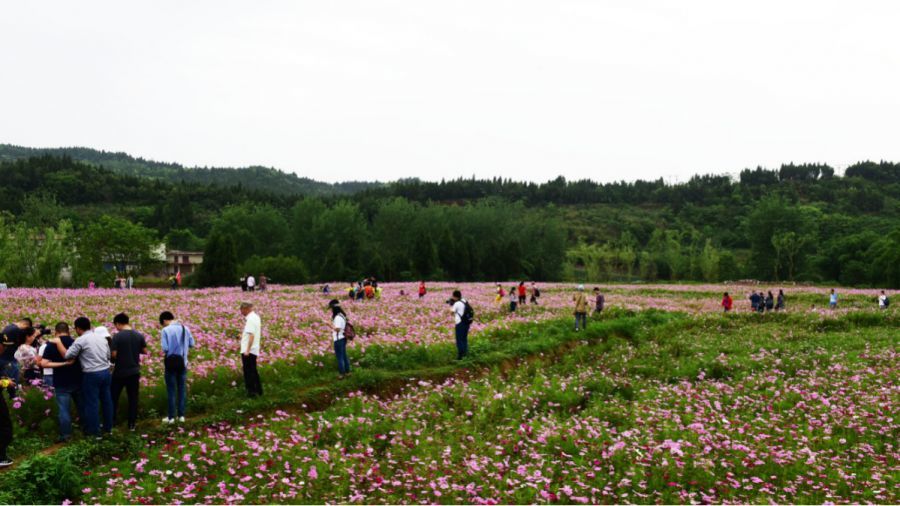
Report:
722,296,733,310
518,285,526,296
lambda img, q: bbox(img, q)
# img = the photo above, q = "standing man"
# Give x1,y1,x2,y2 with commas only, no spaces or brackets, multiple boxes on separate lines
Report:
573,285,589,332
58,317,113,438
593,287,605,315
40,323,83,442
418,281,427,299
259,274,268,292
722,292,733,313
0,320,27,398
829,289,838,309
450,290,472,360
246,274,256,292
160,311,195,424
0,375,14,467
110,313,147,431
878,290,889,309
239,303,263,398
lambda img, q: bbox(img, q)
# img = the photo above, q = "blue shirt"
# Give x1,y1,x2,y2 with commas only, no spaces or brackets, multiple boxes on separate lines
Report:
830,293,838,304
160,322,195,364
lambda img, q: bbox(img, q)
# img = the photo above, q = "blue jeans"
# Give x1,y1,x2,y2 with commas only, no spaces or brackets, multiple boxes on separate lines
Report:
81,370,113,436
334,339,350,374
574,312,587,331
455,322,470,359
164,369,187,418
42,375,54,388
54,386,82,439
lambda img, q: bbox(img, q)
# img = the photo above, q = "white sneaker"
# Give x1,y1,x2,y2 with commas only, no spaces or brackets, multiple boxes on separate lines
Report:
162,417,174,424
178,416,185,423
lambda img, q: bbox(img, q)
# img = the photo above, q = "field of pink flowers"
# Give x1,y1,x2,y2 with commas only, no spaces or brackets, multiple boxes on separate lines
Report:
1,283,896,504
77,309,898,504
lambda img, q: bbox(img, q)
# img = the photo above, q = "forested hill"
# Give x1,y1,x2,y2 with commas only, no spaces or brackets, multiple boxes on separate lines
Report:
1,152,899,288
0,144,382,196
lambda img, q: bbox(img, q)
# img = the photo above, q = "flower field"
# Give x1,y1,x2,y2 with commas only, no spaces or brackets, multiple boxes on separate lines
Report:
0,283,896,504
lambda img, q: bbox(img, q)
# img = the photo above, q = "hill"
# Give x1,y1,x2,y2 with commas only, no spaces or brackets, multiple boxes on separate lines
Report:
0,144,382,196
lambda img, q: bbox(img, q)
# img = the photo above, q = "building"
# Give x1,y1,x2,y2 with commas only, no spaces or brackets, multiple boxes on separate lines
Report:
166,250,204,275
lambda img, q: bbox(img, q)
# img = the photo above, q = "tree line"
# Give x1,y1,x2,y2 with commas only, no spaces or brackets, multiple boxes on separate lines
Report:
0,155,898,288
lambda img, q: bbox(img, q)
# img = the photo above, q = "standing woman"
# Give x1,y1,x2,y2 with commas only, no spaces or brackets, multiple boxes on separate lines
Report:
721,292,733,313
776,289,785,310
328,300,351,377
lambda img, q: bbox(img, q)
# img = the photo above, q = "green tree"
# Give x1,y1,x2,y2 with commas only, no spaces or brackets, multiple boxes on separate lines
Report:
197,230,238,287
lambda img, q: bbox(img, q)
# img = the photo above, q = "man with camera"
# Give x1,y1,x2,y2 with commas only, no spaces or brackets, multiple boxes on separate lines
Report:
0,319,30,399
448,290,474,360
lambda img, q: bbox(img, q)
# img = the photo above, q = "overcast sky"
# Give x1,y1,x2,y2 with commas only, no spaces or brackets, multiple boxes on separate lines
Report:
2,1,900,183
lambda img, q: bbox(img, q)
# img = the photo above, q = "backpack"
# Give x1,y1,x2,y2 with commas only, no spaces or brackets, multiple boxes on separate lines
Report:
884,297,890,307
460,299,475,324
341,315,356,340
164,325,187,374
534,288,541,297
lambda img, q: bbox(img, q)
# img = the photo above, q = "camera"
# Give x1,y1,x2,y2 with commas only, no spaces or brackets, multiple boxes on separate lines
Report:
35,324,51,337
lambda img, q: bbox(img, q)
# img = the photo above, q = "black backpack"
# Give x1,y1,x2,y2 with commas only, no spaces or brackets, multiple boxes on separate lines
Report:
884,297,890,307
461,299,475,324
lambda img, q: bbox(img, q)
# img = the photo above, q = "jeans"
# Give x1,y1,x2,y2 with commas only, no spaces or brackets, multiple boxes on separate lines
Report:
82,370,113,436
455,322,470,360
333,339,350,374
164,369,187,419
0,360,19,399
111,374,140,428
54,386,82,439
42,375,54,388
0,393,11,459
574,312,587,331
241,354,263,396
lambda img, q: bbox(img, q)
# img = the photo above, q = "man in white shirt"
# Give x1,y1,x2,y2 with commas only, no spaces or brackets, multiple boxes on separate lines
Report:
239,302,262,397
450,290,471,360
246,275,256,292
878,290,889,309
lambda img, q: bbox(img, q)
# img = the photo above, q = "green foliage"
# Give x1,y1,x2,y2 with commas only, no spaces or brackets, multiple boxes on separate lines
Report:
197,230,238,287
240,255,308,284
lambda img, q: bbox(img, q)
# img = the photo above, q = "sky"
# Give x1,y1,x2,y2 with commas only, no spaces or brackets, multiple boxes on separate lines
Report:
2,1,900,184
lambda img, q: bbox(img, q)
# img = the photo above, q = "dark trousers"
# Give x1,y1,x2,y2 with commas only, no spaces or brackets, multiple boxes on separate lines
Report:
455,322,470,360
0,393,12,459
333,339,351,375
111,374,140,428
518,295,526,305
241,354,263,396
82,370,113,436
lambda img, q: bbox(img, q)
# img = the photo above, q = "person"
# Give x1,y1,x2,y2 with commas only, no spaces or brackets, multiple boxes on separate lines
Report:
328,300,351,376
0,375,15,467
40,323,82,442
508,288,518,313
829,289,838,309
530,283,540,305
56,317,113,438
36,334,53,388
239,303,263,398
126,275,134,289
418,281,427,299
593,287,605,315
722,292,733,312
170,274,178,290
346,283,355,300
364,284,375,300
573,285,589,331
159,311,195,424
878,290,889,309
322,284,331,294
246,274,256,292
88,279,96,290
0,320,28,398
517,282,527,306
749,291,761,312
241,276,248,292
259,274,268,292
765,291,775,312
114,276,122,289
14,327,41,384
495,284,505,303
110,313,147,431
776,290,785,311
175,270,183,288
450,290,472,360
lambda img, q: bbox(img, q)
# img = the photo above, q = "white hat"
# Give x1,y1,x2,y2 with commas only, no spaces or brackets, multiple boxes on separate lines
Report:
94,326,111,339
577,284,584,291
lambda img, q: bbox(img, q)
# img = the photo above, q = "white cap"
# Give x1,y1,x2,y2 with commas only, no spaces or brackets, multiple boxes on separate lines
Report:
94,326,112,339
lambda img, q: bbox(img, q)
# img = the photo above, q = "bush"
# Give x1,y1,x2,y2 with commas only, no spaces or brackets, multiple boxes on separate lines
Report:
239,255,308,285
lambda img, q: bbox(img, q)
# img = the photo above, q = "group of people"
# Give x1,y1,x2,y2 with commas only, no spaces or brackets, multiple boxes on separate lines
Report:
346,278,382,300
572,285,605,331
497,282,541,312
113,275,134,289
240,274,267,292
0,302,266,468
721,288,891,312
